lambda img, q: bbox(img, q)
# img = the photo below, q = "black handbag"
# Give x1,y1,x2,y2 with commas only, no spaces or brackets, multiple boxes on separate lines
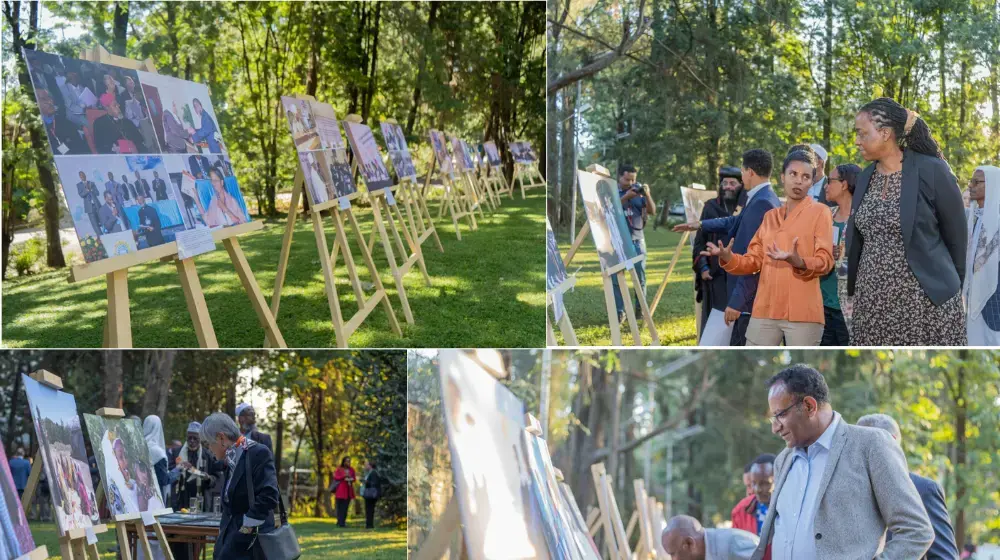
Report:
245,446,301,560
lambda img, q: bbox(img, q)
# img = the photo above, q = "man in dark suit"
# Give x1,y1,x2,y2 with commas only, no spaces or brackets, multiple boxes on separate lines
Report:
188,154,212,179
93,97,147,153
857,413,959,560
37,89,87,155
675,149,780,345
104,171,131,229
98,191,125,233
76,171,103,234
134,170,152,199
152,170,169,201
135,194,164,246
121,174,138,201
236,403,274,454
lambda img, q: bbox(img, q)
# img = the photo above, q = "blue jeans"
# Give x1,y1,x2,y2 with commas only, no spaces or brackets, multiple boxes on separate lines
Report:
612,238,646,322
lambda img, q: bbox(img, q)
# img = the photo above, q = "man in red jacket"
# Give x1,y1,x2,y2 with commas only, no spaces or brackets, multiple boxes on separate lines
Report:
731,454,775,560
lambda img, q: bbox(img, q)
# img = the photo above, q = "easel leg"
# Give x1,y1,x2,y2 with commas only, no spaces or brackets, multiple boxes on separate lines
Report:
417,192,444,252
631,267,660,345
371,202,415,324
602,275,623,345
558,311,579,345
135,521,155,560
413,495,460,560
105,269,133,348
175,258,219,348
650,231,689,316
223,237,288,348
445,188,463,241
390,199,431,286
311,210,348,348
116,521,134,560
546,313,557,346
270,178,302,323
153,521,177,560
344,210,403,336
616,271,642,344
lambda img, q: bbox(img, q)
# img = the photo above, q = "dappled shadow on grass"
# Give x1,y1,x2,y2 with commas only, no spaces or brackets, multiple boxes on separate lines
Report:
556,225,700,346
2,193,546,348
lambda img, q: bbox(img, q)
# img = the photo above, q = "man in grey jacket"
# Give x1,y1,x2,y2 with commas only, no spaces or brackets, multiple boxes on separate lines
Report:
663,515,758,560
752,364,933,560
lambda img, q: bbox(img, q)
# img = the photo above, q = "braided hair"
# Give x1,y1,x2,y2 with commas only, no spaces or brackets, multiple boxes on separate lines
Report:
858,97,942,159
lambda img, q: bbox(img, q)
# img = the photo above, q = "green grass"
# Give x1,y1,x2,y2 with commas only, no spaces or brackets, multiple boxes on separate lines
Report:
27,517,405,559
557,225,699,346
2,192,545,348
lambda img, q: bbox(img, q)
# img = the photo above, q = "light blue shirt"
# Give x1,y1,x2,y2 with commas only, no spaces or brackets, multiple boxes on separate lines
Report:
744,181,771,205
772,412,841,560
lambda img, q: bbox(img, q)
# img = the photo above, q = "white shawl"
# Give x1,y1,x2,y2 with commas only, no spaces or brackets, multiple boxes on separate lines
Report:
965,165,1000,319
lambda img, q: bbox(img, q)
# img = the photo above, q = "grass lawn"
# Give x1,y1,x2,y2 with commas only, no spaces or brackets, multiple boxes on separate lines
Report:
556,224,699,346
27,517,406,559
2,192,545,348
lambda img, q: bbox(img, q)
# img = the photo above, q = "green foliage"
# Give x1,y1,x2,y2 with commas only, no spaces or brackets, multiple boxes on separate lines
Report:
10,236,45,276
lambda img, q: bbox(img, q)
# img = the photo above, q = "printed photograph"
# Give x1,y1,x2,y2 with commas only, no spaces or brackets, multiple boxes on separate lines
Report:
0,444,35,559
161,154,249,229
139,70,226,155
281,96,321,151
449,136,471,173
380,121,417,181
429,129,454,175
24,48,160,155
484,141,502,167
82,415,167,516
579,169,638,271
310,99,346,151
21,374,100,535
511,141,537,164
344,121,393,192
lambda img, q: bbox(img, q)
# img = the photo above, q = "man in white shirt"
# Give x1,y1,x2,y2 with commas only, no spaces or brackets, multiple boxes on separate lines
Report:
752,364,932,560
806,143,830,204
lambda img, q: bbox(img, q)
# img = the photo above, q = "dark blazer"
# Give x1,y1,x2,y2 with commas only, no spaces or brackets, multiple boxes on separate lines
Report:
216,443,279,560
701,184,781,313
887,473,959,560
138,205,164,246
847,150,966,305
247,429,274,455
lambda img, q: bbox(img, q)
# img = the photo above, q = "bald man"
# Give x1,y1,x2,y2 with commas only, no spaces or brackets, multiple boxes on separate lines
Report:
662,515,759,560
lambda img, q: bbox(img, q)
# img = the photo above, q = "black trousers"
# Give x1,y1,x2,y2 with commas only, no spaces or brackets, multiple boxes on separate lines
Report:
365,497,378,528
336,498,350,527
820,306,850,346
729,314,752,346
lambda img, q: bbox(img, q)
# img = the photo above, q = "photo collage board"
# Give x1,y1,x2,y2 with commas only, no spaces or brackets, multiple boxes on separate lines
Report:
280,96,357,206
24,49,252,263
511,141,539,164
380,121,418,182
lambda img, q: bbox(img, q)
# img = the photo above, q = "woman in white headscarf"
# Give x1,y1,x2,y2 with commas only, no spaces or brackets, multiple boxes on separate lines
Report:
143,415,171,502
963,165,1000,345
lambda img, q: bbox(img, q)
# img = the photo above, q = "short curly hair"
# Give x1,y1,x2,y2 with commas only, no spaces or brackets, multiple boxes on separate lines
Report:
766,364,829,404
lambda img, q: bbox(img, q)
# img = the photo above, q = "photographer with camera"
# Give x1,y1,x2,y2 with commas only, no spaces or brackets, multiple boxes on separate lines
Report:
613,164,656,324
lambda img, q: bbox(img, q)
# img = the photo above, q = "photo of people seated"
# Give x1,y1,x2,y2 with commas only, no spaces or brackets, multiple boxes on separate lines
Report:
24,49,160,155
344,121,394,191
165,154,250,229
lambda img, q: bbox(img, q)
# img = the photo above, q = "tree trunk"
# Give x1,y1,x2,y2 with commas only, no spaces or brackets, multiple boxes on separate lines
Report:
360,2,381,122
822,0,833,167
938,11,949,160
953,351,968,551
4,364,24,452
141,350,175,419
274,387,285,475
289,421,306,513
104,351,124,408
314,387,325,518
112,1,128,56
608,368,623,495
406,1,439,135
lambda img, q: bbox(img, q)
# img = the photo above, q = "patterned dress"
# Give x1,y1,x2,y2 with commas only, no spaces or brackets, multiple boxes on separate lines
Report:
851,169,966,345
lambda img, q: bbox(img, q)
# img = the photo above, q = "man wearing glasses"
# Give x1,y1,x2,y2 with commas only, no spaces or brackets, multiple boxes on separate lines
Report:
963,166,1000,345
172,422,224,515
751,364,932,560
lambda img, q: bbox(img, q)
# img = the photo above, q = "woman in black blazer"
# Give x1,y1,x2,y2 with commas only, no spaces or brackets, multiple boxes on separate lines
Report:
847,97,967,345
201,413,279,560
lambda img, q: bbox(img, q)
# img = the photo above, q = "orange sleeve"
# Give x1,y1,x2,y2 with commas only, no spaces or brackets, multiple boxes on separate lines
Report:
723,226,766,275
793,206,835,280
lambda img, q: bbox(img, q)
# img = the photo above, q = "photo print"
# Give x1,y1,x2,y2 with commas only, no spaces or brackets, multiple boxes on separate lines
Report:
297,149,356,204
24,48,160,155
162,154,250,230
380,121,417,181
21,374,100,535
309,101,346,150
429,130,454,175
578,169,637,271
82,415,167,516
483,141,502,167
281,96,321,151
439,351,551,560
0,444,35,559
343,121,393,191
139,70,227,155
511,141,538,164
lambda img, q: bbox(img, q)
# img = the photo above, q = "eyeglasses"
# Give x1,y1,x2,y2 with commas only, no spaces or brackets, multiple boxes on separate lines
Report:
968,179,986,187
829,177,844,183
767,398,803,425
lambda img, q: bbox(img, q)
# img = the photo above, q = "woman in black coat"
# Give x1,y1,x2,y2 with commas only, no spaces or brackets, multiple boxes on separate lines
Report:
847,97,967,345
361,460,383,530
201,413,279,560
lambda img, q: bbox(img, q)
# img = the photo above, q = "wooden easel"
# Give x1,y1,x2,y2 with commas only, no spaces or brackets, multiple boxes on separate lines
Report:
590,462,632,560
20,370,107,560
565,164,660,345
90,407,176,560
629,479,662,560
380,118,444,256
447,134,489,221
649,231,691,316
269,96,402,346
513,142,545,199
547,274,579,346
482,141,514,199
422,133,476,240
471,153,503,208
73,45,285,349
345,114,431,325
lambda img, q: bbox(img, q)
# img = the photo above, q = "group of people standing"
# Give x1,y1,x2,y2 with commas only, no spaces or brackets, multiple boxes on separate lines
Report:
668,96,997,346
73,168,166,245
661,364,958,560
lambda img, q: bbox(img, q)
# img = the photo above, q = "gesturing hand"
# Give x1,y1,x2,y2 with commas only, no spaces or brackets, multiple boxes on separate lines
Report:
700,270,713,281
672,221,700,232
766,237,805,268
700,238,735,262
